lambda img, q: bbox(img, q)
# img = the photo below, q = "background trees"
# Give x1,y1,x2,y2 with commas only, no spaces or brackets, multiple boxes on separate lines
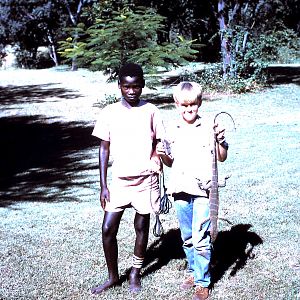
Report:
215,0,300,79
0,0,299,84
0,0,66,67
0,0,96,68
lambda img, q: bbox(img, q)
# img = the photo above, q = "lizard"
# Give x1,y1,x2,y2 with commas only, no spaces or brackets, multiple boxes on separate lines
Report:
202,111,235,242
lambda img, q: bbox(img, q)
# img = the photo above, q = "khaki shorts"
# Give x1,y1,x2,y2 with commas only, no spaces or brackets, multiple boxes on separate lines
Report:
105,174,160,215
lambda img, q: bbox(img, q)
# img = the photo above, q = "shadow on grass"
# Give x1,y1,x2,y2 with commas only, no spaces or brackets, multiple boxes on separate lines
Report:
118,228,185,284
0,83,82,105
266,65,300,84
0,115,99,207
211,223,263,286
143,228,186,275
116,224,263,286
140,224,262,284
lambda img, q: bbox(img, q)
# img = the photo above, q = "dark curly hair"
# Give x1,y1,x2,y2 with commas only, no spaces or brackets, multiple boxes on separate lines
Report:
118,63,144,81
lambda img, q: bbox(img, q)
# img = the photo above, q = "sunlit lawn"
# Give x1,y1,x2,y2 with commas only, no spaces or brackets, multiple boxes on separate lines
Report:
0,82,299,300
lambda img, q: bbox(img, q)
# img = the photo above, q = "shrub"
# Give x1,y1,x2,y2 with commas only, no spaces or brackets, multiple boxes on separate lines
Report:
181,28,299,94
180,63,262,94
235,28,300,80
58,6,199,79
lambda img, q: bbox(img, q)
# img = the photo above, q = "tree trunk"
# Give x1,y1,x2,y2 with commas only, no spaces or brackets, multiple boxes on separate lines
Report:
218,0,231,79
63,0,86,71
71,28,79,71
47,30,58,67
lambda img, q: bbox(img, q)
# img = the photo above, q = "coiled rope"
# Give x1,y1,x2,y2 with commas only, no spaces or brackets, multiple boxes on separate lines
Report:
153,170,172,237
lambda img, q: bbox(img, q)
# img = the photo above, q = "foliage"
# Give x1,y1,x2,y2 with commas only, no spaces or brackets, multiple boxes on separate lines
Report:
214,0,300,82
0,0,97,68
179,63,261,94
234,27,300,81
260,28,300,64
181,27,299,93
96,94,119,108
0,2,60,48
59,6,199,79
136,0,222,61
0,0,299,89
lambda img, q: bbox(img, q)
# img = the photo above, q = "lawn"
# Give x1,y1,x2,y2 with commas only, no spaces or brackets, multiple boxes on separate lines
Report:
0,69,299,300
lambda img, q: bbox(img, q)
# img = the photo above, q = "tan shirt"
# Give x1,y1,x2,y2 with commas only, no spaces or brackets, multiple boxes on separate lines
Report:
92,98,166,177
167,115,214,196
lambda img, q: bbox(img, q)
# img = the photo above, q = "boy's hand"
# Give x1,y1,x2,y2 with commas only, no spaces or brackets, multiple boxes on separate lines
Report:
213,123,226,143
156,141,166,156
100,187,110,210
155,140,173,168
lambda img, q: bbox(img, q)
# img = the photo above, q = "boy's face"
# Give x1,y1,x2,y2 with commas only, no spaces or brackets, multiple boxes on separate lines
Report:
118,76,144,106
176,100,201,124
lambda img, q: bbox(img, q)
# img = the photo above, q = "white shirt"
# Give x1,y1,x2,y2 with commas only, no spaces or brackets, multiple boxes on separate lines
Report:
167,115,214,196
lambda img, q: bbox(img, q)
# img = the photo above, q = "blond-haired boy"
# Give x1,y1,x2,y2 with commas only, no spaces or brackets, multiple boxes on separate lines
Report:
157,81,228,300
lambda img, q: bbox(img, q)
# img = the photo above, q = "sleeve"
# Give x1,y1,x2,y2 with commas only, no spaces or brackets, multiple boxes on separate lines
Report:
91,107,110,141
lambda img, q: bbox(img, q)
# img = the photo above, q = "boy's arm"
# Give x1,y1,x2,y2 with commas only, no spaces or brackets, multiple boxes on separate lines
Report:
99,140,110,210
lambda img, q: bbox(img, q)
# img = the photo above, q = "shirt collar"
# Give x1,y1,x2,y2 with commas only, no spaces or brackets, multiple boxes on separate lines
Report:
121,97,142,109
176,115,202,128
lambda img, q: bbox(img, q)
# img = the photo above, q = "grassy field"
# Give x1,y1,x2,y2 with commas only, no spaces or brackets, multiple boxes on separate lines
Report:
0,70,299,300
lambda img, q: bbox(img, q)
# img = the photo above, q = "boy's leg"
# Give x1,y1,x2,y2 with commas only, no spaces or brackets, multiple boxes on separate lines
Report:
174,194,194,271
91,211,124,294
129,212,150,292
173,193,195,289
192,197,211,288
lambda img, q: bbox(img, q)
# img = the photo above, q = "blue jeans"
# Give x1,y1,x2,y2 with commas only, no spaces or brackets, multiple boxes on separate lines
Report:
174,192,211,287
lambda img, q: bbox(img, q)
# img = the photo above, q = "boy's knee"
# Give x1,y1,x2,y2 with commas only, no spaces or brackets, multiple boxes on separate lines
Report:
102,219,119,237
102,224,112,237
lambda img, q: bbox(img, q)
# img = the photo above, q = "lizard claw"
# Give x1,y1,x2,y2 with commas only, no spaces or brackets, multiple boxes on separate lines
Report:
218,174,231,187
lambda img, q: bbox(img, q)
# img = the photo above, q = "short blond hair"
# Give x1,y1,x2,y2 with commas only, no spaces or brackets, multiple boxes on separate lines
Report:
173,81,203,105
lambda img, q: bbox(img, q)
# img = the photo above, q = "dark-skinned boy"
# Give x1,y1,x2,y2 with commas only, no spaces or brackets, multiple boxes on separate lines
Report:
91,63,166,294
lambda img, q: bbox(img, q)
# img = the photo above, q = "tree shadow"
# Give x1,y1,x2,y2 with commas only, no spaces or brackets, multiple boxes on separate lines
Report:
266,65,300,84
210,223,263,286
0,83,82,105
0,115,99,207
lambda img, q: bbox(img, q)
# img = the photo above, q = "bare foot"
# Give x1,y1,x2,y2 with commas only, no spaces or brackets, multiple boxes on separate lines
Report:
129,269,141,293
91,279,119,295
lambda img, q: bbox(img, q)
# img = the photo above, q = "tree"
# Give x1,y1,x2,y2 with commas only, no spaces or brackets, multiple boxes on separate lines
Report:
134,0,218,61
59,6,199,78
0,0,97,68
0,0,68,67
1,0,298,72
61,0,97,70
214,0,299,79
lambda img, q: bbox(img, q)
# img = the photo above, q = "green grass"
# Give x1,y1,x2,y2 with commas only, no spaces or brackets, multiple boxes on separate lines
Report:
0,82,300,299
